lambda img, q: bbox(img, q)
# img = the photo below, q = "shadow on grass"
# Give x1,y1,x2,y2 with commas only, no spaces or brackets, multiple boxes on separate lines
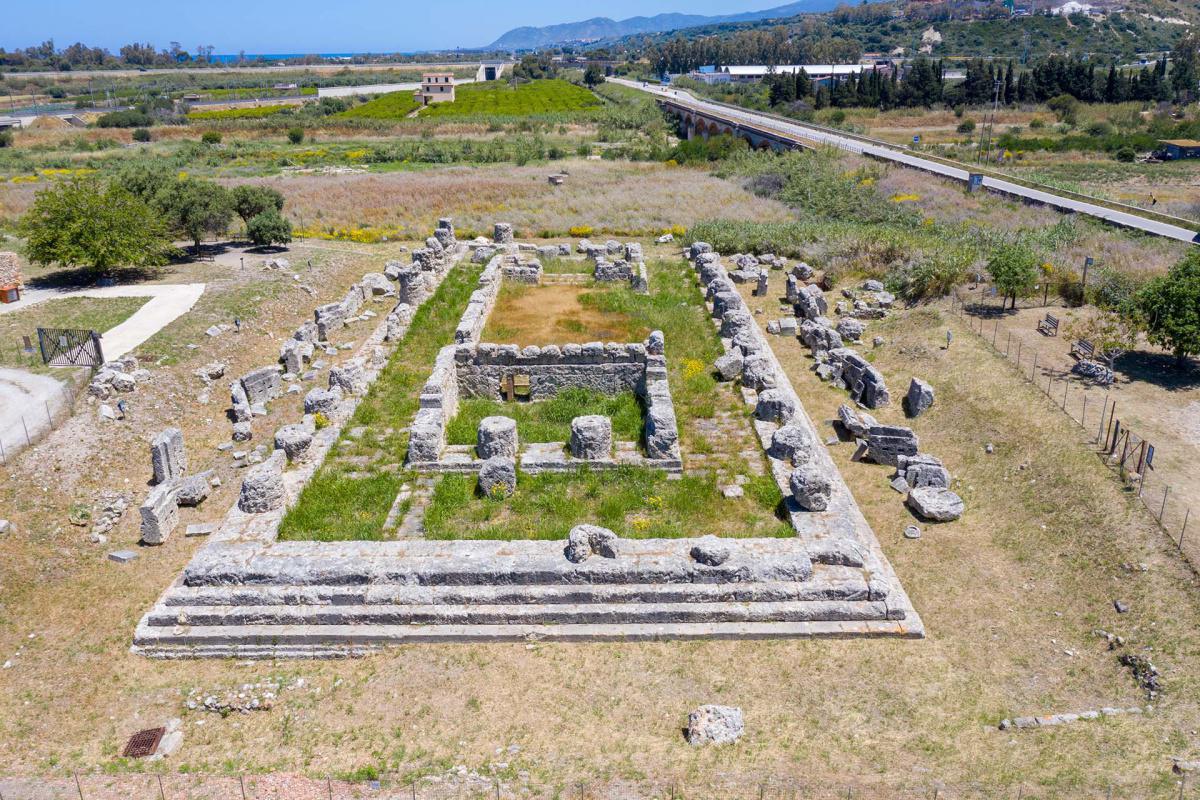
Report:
27,265,173,291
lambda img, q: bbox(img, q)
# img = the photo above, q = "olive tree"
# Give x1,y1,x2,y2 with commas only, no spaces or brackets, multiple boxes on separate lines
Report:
1138,251,1200,367
18,176,171,276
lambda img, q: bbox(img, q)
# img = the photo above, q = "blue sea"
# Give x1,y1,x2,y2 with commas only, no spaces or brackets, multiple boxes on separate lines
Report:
210,53,364,63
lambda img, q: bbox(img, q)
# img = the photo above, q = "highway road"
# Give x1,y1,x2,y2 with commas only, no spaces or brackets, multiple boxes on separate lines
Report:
613,79,1199,246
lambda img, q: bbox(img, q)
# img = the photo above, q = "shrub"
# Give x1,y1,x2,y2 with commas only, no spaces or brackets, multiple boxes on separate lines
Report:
0,130,12,148
1137,251,1200,366
131,128,151,143
568,225,593,237
1115,146,1136,162
96,109,154,128
200,130,222,145
247,210,293,247
1086,120,1114,137
1029,117,1046,129
956,119,976,134
287,127,305,144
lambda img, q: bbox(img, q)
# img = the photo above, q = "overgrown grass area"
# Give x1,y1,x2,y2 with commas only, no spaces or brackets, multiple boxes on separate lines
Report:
481,282,647,345
187,104,296,121
418,80,601,119
444,388,644,448
277,258,485,541
0,296,147,367
423,466,790,540
336,91,422,121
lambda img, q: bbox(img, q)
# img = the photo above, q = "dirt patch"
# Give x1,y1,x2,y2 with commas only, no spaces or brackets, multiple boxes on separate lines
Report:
481,283,647,345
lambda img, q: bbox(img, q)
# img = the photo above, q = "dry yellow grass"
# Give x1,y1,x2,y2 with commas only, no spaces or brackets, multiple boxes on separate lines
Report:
0,248,1198,797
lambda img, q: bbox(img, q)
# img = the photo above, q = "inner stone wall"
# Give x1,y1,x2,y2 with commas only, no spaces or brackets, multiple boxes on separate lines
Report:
455,342,647,401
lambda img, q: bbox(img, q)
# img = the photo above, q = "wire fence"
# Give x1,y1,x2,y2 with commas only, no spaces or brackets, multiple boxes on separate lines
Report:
0,336,85,465
949,291,1195,567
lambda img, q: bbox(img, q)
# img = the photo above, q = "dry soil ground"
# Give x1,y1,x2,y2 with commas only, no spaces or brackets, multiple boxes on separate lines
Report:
1,163,1200,799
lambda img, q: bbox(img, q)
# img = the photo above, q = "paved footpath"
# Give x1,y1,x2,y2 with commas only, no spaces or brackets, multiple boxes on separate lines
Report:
0,283,206,360
615,79,1200,246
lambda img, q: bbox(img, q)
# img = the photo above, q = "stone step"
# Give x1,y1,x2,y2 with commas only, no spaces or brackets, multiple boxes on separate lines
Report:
132,617,924,658
162,570,881,608
145,598,902,629
181,538,872,588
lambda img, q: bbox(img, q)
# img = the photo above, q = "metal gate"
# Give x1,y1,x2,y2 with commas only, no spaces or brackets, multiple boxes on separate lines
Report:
36,327,104,367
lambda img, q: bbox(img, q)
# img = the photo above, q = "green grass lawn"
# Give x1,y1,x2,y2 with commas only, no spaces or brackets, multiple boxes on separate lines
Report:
0,296,148,368
281,258,784,541
423,466,791,540
445,388,644,449
418,79,600,118
337,90,422,120
277,259,485,541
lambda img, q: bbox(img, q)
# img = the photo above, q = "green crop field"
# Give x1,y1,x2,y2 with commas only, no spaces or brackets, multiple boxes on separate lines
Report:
337,90,422,120
418,79,601,118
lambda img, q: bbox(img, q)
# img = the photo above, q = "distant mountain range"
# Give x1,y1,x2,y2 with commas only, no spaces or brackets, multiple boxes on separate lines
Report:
486,0,848,50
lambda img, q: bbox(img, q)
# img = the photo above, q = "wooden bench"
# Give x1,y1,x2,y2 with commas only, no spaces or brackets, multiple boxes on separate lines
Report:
1071,339,1095,360
1037,313,1059,336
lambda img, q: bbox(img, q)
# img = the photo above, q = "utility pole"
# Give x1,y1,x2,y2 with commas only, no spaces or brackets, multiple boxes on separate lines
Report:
977,79,1002,163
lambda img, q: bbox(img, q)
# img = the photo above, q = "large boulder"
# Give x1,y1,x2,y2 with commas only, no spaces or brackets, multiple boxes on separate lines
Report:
685,705,744,746
478,456,516,498
906,486,964,522
904,377,935,418
175,473,211,508
790,464,832,512
569,415,612,460
477,416,518,460
360,272,392,296
493,222,514,244
835,317,865,343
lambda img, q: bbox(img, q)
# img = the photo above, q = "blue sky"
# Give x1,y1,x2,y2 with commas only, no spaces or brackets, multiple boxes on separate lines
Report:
3,0,782,54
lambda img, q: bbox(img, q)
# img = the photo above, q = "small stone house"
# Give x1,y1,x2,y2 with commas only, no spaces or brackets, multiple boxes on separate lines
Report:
417,73,455,106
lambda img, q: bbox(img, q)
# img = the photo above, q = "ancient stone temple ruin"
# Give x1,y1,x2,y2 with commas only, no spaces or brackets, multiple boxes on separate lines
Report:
132,226,921,659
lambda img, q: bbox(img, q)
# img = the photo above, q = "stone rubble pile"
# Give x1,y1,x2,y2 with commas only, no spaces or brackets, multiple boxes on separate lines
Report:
88,354,150,399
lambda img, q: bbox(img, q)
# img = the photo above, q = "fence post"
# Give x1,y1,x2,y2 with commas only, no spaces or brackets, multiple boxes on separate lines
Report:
993,320,999,347
1082,395,1088,432
1063,379,1068,411
1016,339,1022,368
1006,331,1012,356
1181,508,1190,549
21,416,31,447
1032,352,1038,382
1160,486,1170,523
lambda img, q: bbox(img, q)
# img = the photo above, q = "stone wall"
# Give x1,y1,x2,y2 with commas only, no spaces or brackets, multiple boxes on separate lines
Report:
454,255,504,344
0,252,20,287
455,342,647,401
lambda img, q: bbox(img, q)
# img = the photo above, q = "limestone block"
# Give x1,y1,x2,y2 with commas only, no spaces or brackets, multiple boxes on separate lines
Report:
790,464,832,512
690,536,731,566
478,456,516,498
493,222,514,244
644,395,679,459
477,416,518,459
686,705,744,746
275,424,314,462
564,524,619,563
239,367,281,406
569,415,612,460
329,358,367,396
898,453,951,489
754,389,795,424
836,404,877,438
238,451,286,514
794,284,828,320
713,351,744,382
303,387,342,416
231,422,253,442
836,317,865,342
768,424,814,465
740,355,776,391
906,486,964,522
646,330,665,356
866,425,919,467
150,428,186,485
140,483,179,545
407,408,445,462
688,241,713,259
176,473,211,507
904,377,935,418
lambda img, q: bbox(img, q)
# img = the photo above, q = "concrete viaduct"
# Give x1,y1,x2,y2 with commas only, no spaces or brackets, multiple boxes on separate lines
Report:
620,79,1199,246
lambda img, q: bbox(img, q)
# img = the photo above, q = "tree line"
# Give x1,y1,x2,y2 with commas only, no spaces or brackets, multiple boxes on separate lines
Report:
18,170,293,275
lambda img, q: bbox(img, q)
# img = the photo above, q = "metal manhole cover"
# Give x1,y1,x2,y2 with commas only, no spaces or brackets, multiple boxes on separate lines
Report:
122,726,165,758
